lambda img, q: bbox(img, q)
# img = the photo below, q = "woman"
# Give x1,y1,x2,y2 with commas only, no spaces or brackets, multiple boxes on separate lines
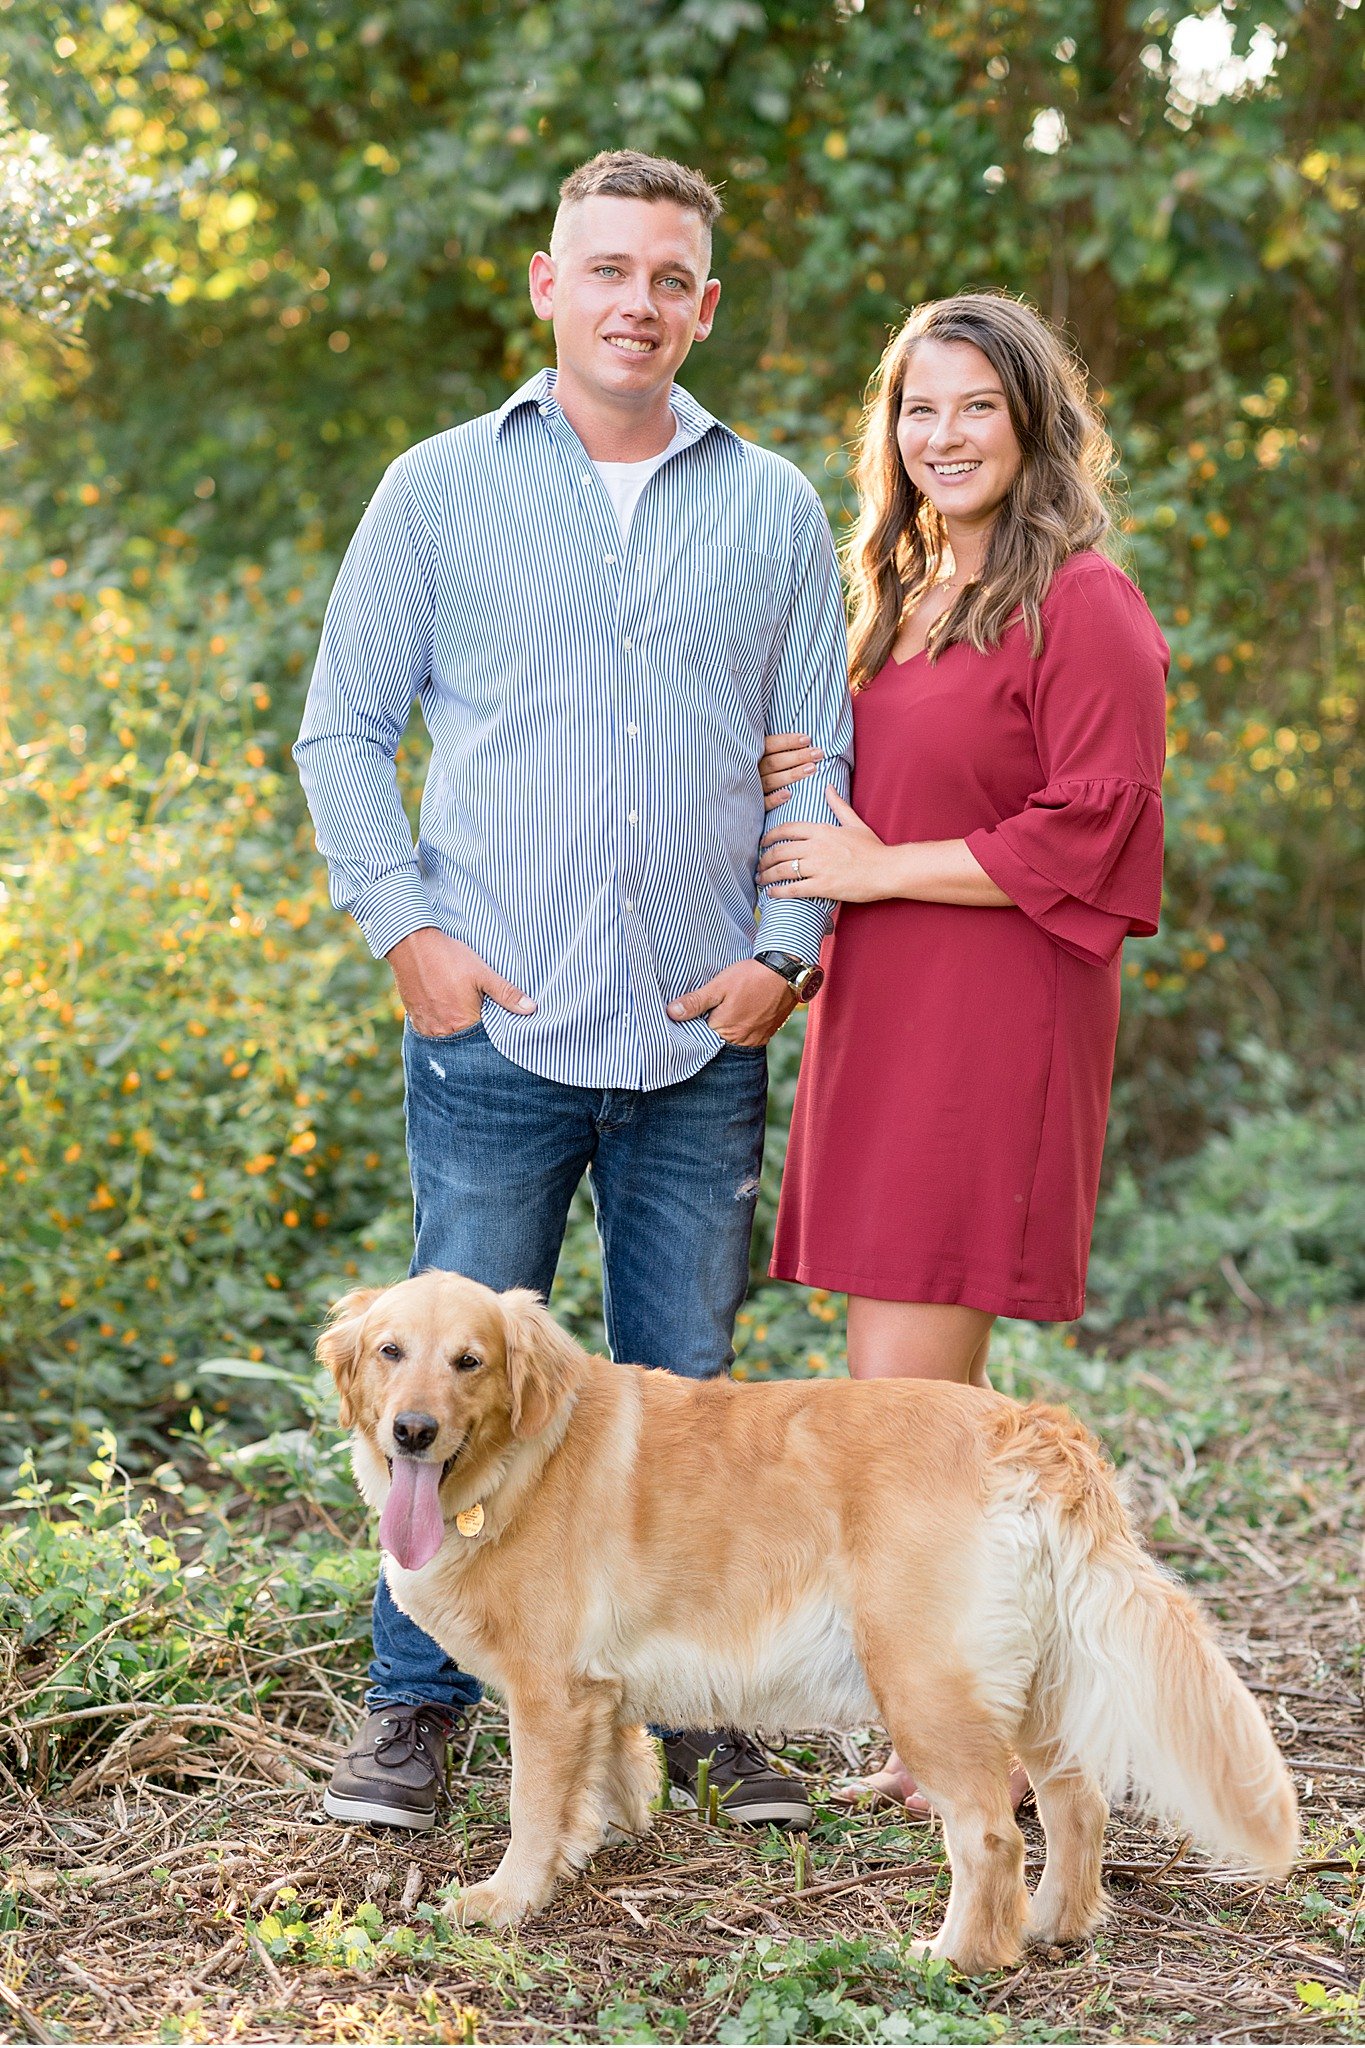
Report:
759,292,1168,1808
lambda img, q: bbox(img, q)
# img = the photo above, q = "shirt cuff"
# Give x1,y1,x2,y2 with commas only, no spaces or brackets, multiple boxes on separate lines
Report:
350,869,440,960
752,896,830,967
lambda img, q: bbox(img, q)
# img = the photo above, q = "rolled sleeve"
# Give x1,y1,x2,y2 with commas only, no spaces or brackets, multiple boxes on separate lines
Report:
349,867,444,962
754,488,854,963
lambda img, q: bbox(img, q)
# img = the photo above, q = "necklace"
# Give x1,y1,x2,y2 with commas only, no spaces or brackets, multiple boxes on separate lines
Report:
905,567,967,627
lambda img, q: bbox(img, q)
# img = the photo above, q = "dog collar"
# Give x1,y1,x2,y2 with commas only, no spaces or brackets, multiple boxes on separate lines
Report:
455,1502,485,1537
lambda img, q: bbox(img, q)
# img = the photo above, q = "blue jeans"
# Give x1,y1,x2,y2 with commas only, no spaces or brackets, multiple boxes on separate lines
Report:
366,1020,768,1717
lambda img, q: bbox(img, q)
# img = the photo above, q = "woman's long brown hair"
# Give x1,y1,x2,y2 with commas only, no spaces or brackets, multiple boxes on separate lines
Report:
845,293,1118,689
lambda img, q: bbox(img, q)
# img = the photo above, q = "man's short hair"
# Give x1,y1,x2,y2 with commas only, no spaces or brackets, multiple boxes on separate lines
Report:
554,151,723,241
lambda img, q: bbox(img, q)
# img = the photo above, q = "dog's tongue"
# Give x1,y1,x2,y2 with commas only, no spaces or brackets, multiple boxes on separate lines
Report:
380,1458,445,1571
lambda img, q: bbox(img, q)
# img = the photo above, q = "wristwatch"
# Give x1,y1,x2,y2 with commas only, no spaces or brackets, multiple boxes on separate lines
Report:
755,950,825,1002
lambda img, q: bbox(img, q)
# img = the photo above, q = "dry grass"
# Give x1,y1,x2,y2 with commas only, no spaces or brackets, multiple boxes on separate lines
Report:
1,1313,1361,2044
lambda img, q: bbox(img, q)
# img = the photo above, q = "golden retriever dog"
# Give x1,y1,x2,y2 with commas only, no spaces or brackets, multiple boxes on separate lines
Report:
320,1271,1297,1973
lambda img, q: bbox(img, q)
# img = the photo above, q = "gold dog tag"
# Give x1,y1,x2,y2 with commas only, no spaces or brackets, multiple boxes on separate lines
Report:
455,1503,485,1537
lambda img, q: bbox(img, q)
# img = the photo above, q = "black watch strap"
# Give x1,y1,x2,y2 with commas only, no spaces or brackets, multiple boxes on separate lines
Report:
755,950,825,1002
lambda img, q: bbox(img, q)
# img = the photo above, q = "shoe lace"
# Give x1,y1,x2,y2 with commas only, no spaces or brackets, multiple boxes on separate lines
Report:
372,1704,442,1768
714,1731,774,1779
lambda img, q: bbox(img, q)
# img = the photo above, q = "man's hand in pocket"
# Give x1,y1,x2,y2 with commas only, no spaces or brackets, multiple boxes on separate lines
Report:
387,929,535,1037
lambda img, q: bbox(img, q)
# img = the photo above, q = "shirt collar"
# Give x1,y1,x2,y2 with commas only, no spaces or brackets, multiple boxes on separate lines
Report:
493,365,736,451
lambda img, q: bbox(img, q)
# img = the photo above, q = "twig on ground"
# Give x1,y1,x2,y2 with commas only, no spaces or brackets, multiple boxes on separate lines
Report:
0,1980,57,2045
784,1858,941,1904
245,1929,289,2000
56,1954,141,2023
247,1867,322,1914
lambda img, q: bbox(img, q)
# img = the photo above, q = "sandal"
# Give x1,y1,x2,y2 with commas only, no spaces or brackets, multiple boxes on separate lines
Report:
829,1755,1030,1818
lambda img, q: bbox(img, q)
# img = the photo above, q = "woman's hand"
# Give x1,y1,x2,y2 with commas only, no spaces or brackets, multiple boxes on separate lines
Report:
760,731,823,811
759,789,896,903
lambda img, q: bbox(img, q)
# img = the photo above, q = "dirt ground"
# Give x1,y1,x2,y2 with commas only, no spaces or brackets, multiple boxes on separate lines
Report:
2,1315,1361,2045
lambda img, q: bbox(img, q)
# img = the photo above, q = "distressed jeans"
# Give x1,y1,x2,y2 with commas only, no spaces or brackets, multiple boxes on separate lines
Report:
366,1019,768,1717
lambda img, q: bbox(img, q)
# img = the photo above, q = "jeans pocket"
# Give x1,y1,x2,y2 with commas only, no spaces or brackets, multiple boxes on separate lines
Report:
405,1017,486,1046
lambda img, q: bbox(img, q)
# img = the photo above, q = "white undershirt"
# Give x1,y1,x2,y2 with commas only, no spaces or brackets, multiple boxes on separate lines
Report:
592,418,682,545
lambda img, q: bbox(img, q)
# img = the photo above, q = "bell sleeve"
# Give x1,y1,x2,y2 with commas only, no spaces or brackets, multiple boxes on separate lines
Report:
965,560,1169,968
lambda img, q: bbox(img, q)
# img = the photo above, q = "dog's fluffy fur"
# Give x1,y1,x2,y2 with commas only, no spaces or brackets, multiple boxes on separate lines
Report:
321,1272,1298,1971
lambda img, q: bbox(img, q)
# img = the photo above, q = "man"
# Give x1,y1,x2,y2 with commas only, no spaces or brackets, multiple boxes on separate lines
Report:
295,149,852,1834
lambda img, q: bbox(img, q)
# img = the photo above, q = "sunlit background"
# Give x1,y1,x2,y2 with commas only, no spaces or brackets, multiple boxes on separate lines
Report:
1,0,1361,1459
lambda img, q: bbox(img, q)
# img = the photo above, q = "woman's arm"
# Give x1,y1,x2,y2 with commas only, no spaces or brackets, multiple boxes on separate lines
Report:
880,835,1013,906
758,791,1013,907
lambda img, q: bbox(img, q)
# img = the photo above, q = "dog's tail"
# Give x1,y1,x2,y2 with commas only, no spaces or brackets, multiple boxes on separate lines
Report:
995,1405,1298,1877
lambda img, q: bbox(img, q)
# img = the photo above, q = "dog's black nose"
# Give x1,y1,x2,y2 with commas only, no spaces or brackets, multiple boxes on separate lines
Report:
392,1411,439,1454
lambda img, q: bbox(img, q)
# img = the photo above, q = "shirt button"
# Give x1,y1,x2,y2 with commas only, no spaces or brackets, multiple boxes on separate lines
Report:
605,553,617,566
628,810,639,825
624,899,636,914
626,723,639,738
622,637,634,651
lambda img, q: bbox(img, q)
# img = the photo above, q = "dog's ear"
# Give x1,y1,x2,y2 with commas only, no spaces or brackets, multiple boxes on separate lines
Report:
499,1288,583,1440
317,1287,382,1427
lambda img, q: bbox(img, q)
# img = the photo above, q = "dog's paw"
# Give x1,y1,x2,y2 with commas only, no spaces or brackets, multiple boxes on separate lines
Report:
918,1931,1022,1975
1025,1897,1105,1948
444,1879,535,1929
604,1796,656,1840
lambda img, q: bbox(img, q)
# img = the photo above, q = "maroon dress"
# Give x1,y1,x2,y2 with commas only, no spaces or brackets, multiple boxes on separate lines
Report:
771,551,1169,1320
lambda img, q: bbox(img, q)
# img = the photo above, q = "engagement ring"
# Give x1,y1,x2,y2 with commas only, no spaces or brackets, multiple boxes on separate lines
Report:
792,858,803,879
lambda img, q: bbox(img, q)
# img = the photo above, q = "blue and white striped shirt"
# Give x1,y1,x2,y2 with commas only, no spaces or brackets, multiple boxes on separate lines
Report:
295,368,853,1091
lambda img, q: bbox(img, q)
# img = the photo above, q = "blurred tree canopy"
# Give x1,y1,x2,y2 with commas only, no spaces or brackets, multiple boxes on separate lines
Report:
0,0,1362,1457
3,2,1362,545
3,2,1361,1004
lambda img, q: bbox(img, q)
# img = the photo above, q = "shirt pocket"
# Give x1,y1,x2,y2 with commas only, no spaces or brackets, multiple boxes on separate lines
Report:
659,544,786,693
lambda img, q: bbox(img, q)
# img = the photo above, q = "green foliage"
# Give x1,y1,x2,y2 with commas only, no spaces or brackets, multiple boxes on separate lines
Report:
237,1911,1008,2042
0,1,1363,1471
0,522,416,1468
0,78,183,335
247,1893,484,1973
1089,1059,1365,1326
3,1431,180,1657
710,1936,1006,2044
2,0,1357,1096
1296,1980,1365,2038
0,1422,372,1749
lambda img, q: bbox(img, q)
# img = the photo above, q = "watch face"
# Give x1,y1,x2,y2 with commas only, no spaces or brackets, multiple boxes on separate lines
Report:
794,965,825,1001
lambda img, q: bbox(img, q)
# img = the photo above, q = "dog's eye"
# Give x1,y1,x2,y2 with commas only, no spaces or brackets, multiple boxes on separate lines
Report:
453,1352,481,1373
378,1341,403,1362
